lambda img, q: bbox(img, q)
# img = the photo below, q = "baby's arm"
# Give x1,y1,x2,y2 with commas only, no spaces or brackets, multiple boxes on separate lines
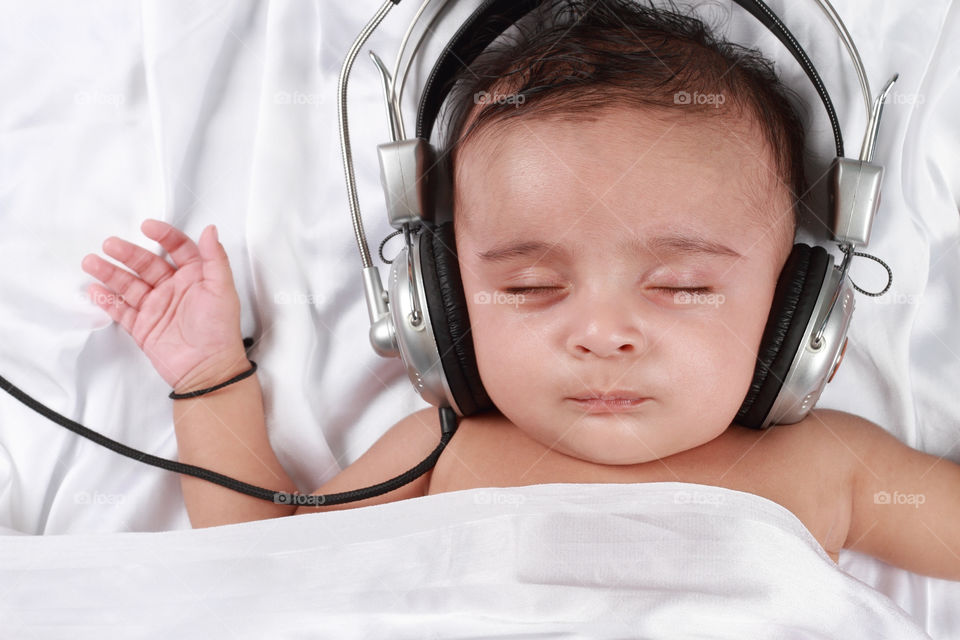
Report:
173,394,442,525
169,367,299,526
82,220,300,525
171,382,442,524
832,410,960,580
83,220,441,527
292,407,443,516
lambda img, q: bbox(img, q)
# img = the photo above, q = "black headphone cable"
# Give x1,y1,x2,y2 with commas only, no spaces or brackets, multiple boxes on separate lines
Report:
0,371,458,508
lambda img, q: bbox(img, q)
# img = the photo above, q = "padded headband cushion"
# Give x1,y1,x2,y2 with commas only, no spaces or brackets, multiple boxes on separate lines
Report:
416,0,843,157
735,243,831,429
418,222,493,416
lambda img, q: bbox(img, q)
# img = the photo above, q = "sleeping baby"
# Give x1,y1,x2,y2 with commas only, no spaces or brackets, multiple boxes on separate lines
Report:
80,0,959,580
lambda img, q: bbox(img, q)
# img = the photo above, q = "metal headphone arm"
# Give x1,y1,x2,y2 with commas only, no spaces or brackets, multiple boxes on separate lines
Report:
813,74,899,348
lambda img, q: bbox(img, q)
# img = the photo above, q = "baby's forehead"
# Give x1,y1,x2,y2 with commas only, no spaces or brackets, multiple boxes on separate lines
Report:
454,104,792,226
461,102,772,167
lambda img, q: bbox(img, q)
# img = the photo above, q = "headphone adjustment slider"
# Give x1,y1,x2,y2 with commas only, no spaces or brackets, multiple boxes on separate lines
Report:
377,139,435,229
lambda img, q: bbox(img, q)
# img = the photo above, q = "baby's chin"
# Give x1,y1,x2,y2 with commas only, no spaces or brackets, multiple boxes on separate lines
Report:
554,445,664,466
525,424,689,466
522,414,731,467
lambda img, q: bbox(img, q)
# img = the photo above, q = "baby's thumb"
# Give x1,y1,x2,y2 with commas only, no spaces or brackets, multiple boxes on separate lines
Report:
198,225,234,289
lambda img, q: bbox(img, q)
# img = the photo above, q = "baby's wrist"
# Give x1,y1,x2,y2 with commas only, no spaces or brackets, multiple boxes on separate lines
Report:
172,348,252,397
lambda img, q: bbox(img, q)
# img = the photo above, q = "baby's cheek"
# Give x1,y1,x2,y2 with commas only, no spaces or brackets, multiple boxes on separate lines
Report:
468,303,518,372
679,326,756,415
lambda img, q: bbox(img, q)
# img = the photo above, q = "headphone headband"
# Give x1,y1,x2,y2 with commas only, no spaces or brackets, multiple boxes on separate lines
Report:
415,0,843,158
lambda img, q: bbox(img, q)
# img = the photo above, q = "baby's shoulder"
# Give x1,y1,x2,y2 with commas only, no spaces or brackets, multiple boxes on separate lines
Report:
763,408,879,456
718,410,867,557
738,408,865,475
774,408,911,485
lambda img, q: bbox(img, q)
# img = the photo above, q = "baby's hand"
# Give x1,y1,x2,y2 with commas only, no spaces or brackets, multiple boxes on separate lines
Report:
81,219,247,393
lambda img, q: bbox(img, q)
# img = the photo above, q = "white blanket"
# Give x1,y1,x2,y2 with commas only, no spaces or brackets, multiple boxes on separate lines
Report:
1,0,959,638
0,483,934,639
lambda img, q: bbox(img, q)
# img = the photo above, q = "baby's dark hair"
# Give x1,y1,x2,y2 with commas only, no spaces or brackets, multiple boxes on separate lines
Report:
440,0,808,227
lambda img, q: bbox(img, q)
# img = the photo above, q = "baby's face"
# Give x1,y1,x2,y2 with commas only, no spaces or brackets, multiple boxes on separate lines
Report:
454,104,795,465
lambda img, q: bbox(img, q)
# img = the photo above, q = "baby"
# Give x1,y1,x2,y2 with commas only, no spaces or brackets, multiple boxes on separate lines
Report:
81,0,959,580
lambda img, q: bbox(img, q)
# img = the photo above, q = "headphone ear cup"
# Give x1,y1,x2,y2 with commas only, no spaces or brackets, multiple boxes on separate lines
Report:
736,243,831,429
418,222,493,416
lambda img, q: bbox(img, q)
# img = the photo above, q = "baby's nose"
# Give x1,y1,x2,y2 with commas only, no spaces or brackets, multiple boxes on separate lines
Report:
565,292,645,358
571,334,637,358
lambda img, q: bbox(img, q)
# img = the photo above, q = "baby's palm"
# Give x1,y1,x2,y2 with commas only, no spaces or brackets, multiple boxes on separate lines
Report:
82,220,245,390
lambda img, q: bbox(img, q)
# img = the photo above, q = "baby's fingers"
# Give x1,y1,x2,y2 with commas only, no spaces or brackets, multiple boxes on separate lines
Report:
140,219,200,268
86,283,139,343
100,235,175,288
197,224,236,291
81,253,150,311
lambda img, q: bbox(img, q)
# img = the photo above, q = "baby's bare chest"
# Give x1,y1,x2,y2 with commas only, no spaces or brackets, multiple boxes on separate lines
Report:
428,413,849,560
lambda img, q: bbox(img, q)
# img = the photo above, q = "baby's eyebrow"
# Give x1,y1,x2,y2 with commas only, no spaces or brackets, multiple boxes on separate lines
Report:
476,241,558,263
476,234,741,263
645,234,742,259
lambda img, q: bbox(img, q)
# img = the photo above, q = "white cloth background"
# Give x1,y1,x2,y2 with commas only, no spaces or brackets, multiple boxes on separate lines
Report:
0,0,958,637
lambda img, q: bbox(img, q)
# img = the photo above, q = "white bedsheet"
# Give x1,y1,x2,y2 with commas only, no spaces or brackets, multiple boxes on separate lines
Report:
0,0,958,637
0,483,936,639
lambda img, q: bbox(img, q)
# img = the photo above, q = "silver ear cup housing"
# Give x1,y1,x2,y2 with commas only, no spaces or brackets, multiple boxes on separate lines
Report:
762,261,855,429
385,233,462,414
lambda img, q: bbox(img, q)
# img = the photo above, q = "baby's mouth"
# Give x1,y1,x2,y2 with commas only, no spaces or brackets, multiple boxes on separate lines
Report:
567,393,650,414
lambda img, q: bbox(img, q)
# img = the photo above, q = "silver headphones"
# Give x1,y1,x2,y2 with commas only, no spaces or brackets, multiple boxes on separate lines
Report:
338,0,897,429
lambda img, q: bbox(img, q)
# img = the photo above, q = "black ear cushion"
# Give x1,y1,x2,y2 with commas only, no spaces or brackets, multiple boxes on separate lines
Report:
418,222,493,416
735,244,831,429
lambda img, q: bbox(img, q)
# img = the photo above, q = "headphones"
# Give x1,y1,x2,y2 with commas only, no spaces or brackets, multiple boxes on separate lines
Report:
343,0,898,430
